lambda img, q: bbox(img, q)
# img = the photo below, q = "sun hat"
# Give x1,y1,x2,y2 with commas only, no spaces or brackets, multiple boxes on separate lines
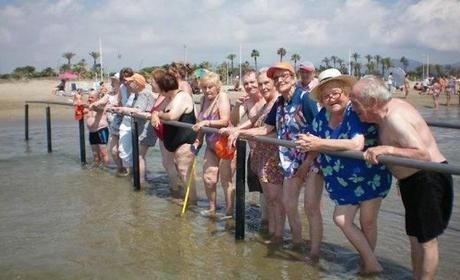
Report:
299,61,315,72
110,73,120,80
124,73,146,87
310,68,356,102
266,62,295,79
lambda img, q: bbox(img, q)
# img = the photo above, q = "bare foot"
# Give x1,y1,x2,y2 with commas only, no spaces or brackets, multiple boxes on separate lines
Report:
304,253,320,264
359,265,383,276
264,236,283,246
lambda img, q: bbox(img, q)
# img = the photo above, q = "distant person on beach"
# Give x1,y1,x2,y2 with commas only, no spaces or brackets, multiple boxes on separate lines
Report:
150,70,198,204
387,72,394,93
85,90,109,168
403,73,410,98
430,78,441,109
111,73,157,187
296,69,392,274
446,76,456,107
52,79,66,96
191,72,232,218
168,62,194,95
351,76,453,280
228,63,323,261
225,69,285,244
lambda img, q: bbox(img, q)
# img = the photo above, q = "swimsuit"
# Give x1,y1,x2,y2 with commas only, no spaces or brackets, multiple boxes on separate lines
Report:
311,103,392,205
198,95,221,151
163,109,197,152
89,127,109,145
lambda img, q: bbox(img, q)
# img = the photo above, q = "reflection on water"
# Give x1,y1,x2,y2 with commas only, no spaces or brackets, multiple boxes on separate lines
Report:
0,106,459,279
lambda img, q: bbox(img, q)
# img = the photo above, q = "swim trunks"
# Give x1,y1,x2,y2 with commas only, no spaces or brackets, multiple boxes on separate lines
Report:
89,127,109,145
398,164,453,243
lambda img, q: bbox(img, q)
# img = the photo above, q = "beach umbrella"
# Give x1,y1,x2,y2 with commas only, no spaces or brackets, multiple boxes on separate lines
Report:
58,71,78,80
387,67,405,87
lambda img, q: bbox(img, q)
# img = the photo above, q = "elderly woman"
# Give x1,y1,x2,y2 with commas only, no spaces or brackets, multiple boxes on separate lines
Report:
191,72,232,218
168,62,194,95
150,70,197,203
227,63,322,260
296,68,392,273
227,70,285,244
111,73,157,187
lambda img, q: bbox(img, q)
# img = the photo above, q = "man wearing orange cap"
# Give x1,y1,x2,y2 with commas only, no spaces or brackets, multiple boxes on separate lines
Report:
231,62,323,261
111,73,157,187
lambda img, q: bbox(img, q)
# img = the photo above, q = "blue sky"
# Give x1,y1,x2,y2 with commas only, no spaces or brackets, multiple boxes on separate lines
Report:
0,0,459,73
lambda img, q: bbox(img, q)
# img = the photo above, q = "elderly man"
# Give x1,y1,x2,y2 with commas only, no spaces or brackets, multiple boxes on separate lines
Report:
296,61,318,92
350,75,453,280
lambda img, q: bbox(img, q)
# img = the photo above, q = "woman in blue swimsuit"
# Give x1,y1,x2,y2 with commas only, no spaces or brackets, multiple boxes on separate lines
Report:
296,69,392,274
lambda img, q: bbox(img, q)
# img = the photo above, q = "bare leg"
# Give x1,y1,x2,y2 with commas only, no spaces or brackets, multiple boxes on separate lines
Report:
202,148,219,216
159,141,182,195
333,205,382,274
283,177,303,245
138,144,149,187
359,198,383,251
98,144,109,167
174,143,197,204
409,236,438,280
109,135,124,171
220,157,235,216
262,182,284,243
91,145,100,167
304,172,324,260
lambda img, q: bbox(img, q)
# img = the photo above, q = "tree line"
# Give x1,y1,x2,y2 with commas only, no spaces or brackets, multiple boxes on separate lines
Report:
2,49,459,80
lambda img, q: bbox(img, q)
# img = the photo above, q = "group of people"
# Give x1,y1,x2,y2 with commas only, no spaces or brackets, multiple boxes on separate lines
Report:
69,61,453,279
411,75,459,109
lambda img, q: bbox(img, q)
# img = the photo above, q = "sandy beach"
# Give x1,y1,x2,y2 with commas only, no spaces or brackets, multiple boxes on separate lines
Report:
0,78,458,123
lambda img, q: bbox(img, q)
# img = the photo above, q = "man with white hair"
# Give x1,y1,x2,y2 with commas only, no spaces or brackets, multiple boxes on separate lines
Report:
350,75,453,280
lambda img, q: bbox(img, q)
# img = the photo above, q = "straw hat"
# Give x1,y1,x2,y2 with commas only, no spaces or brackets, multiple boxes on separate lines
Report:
266,62,295,79
310,68,356,102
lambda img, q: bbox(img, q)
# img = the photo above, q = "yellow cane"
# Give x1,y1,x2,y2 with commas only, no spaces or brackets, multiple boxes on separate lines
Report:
181,157,197,215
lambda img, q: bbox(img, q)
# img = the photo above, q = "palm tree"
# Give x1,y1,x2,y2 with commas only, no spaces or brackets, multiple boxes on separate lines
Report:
400,56,409,71
354,63,362,77
366,61,375,74
382,57,392,76
250,49,260,72
62,52,76,67
291,53,301,72
364,54,372,73
322,57,330,68
374,55,382,75
330,55,338,68
89,51,100,71
277,48,287,62
337,58,345,73
352,52,360,64
227,54,236,79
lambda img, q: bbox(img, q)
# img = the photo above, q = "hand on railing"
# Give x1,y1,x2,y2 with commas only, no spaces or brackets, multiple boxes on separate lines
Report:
191,120,208,132
151,111,161,128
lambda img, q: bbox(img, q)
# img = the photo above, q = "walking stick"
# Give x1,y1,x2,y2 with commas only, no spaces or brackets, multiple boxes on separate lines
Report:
181,157,197,215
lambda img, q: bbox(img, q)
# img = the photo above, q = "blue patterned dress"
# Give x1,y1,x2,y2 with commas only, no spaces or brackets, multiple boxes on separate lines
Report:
311,102,392,205
265,86,318,178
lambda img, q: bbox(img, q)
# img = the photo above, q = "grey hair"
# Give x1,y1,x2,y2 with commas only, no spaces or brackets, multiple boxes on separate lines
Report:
353,75,391,105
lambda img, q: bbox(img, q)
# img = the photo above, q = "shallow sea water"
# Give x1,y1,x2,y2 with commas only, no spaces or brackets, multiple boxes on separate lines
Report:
0,105,459,279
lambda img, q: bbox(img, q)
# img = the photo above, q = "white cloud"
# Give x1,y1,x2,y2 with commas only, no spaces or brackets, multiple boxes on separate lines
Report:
0,0,459,73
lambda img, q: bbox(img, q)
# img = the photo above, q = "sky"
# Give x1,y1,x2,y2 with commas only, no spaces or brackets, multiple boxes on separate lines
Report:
0,0,459,73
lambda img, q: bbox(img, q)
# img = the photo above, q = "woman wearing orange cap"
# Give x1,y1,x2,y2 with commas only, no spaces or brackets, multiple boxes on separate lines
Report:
191,72,232,218
228,63,323,261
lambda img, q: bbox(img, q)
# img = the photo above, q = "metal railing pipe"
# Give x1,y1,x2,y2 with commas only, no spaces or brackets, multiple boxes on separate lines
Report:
78,119,86,165
235,139,246,240
46,106,52,153
131,115,141,190
25,104,29,141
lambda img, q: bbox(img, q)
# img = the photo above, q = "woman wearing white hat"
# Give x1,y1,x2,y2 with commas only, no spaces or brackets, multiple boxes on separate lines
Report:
296,68,392,274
